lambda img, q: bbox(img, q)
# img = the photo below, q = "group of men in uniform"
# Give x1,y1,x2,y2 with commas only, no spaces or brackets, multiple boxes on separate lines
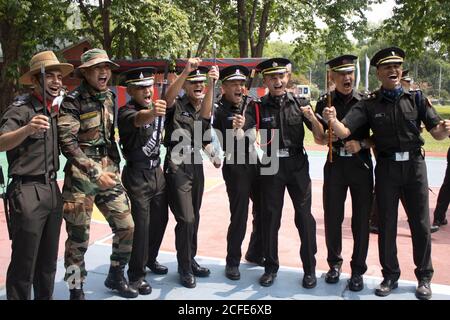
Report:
0,45,449,301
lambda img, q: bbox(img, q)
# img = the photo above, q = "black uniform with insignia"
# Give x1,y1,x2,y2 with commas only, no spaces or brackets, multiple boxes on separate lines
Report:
118,67,169,292
342,48,442,291
163,66,212,286
315,55,373,285
245,58,318,288
213,65,263,278
0,93,63,300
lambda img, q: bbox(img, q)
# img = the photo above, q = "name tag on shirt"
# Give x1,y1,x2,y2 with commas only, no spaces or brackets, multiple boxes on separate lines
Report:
395,152,409,161
339,147,353,157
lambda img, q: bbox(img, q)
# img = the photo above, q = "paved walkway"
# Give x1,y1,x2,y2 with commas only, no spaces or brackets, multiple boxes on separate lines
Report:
1,148,449,300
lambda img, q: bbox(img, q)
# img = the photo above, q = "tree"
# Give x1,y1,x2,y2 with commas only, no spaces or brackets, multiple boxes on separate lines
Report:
0,0,72,114
74,0,191,59
234,0,382,58
379,0,450,58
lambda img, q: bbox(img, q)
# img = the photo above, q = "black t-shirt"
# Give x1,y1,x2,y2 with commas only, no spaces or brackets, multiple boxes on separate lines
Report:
244,92,311,156
118,99,160,161
343,89,441,153
0,94,59,176
315,90,371,154
164,95,211,151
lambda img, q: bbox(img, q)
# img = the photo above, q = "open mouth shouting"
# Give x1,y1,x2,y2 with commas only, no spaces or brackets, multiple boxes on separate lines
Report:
98,75,108,88
46,84,61,97
143,93,152,106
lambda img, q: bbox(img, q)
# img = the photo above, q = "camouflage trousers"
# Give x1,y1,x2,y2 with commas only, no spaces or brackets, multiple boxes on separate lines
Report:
62,156,134,284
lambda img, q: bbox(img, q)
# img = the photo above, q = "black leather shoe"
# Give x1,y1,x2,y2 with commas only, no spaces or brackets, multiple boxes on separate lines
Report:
430,225,439,233
245,253,265,267
302,273,317,289
375,279,398,297
69,283,85,300
415,280,432,300
259,272,276,287
433,218,448,227
325,266,341,284
192,260,210,277
348,274,364,292
225,265,240,280
147,261,168,275
180,272,196,288
130,279,152,295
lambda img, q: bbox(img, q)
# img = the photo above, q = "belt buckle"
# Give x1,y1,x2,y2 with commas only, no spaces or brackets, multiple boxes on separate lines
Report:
339,147,352,157
276,148,290,158
395,152,409,161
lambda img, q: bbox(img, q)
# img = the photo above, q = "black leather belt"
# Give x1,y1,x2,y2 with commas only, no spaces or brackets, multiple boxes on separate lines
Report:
126,159,160,170
12,172,57,184
377,149,422,161
81,145,107,157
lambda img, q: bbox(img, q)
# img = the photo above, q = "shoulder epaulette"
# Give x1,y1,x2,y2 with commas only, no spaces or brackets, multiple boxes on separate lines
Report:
318,93,327,102
66,90,81,100
11,94,30,107
364,91,377,100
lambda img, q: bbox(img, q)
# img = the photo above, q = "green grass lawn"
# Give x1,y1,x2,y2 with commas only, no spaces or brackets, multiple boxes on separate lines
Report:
305,104,450,153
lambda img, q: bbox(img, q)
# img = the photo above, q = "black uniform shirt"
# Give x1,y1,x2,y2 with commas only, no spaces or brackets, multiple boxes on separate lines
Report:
0,94,59,176
343,89,441,153
213,97,256,158
118,99,159,161
315,90,371,154
164,95,211,151
245,92,312,156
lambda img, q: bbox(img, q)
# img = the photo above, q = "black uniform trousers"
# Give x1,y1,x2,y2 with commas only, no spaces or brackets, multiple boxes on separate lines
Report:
164,155,204,274
6,178,62,300
434,147,450,222
375,156,433,282
323,154,373,275
122,165,168,282
260,153,317,275
222,163,263,267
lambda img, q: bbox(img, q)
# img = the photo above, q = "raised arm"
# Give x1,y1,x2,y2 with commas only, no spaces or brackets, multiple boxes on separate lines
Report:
164,58,202,108
200,66,219,119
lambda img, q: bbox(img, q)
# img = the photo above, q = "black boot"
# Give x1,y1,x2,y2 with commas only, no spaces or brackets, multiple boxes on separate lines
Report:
104,266,139,299
69,283,85,300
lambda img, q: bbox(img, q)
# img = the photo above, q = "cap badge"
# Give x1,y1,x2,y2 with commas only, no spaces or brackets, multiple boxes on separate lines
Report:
139,72,144,79
236,69,241,75
272,62,278,67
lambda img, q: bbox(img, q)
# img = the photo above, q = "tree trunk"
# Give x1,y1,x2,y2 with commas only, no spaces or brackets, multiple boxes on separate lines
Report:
237,0,248,57
100,0,113,56
251,0,272,57
0,22,21,114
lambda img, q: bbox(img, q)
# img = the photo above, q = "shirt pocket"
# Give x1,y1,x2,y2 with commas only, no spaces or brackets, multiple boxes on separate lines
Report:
79,111,101,141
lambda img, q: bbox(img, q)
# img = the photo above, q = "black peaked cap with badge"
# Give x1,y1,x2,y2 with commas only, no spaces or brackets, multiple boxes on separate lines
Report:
256,58,292,76
219,65,249,82
120,67,156,87
326,54,357,72
370,47,405,67
401,69,412,82
186,66,209,82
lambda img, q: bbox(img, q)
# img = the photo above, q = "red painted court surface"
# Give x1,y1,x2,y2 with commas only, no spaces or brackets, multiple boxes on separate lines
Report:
1,147,449,289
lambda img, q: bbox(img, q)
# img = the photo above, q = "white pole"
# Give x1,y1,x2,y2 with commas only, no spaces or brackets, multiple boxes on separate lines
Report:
438,63,442,104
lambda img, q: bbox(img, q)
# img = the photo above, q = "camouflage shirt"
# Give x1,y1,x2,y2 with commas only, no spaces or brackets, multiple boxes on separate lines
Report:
57,81,118,182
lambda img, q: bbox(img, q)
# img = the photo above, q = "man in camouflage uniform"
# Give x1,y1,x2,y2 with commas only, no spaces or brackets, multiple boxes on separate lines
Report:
0,51,72,300
57,48,137,299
